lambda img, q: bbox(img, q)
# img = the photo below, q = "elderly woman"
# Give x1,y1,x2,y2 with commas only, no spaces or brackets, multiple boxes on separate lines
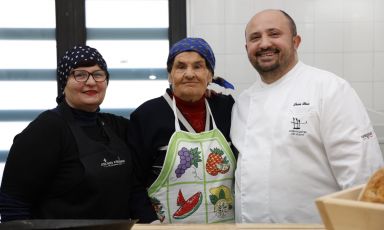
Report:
130,38,237,223
0,45,156,222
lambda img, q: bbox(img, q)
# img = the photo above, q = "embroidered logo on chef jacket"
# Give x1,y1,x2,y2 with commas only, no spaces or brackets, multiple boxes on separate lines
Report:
361,131,374,140
291,117,307,130
288,101,311,136
289,117,307,136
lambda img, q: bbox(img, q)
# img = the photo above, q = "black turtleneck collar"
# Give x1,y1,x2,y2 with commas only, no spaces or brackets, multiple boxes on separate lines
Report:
71,108,98,126
62,101,100,126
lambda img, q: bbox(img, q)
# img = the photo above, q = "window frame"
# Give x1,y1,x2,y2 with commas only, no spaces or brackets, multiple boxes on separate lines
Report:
0,0,186,161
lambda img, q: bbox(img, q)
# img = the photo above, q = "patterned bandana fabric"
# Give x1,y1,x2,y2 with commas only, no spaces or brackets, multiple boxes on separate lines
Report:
167,37,215,74
56,45,108,103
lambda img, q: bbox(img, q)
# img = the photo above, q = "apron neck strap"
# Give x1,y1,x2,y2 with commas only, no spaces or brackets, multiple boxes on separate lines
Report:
162,93,217,132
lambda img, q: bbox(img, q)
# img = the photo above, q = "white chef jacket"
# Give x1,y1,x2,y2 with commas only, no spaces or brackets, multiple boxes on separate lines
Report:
231,61,384,223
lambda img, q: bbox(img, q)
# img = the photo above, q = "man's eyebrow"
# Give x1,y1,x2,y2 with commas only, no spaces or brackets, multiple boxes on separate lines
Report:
266,28,281,32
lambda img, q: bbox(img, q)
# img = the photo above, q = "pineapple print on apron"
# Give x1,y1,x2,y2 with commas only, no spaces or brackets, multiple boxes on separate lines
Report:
148,94,236,223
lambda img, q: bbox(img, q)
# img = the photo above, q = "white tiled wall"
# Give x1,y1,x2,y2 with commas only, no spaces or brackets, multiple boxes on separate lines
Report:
187,0,384,113
187,0,384,153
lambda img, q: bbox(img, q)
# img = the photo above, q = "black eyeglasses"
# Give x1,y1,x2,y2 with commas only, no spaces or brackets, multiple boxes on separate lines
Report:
70,70,108,82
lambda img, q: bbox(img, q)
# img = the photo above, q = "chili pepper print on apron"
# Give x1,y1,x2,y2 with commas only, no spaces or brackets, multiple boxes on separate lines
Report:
148,94,236,223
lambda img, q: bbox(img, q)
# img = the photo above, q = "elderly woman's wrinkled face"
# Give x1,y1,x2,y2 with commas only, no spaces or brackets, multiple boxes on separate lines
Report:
64,65,108,112
169,51,213,102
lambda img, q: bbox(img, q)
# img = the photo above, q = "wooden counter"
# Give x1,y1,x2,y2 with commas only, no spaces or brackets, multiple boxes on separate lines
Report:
132,223,326,230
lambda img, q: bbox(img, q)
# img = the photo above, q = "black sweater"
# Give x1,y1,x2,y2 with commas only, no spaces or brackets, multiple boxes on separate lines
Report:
0,103,156,222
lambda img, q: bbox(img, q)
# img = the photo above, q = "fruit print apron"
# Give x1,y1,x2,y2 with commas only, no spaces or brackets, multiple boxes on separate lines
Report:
148,94,236,223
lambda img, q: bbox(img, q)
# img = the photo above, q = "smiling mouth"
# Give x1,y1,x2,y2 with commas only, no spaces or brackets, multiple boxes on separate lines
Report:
84,90,98,96
258,52,275,57
256,49,279,57
184,82,198,85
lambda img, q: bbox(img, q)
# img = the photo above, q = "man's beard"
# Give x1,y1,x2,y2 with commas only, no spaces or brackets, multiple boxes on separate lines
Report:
252,48,281,73
253,61,280,73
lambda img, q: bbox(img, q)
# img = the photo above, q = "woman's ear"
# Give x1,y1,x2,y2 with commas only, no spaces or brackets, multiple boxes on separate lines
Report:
167,73,171,83
208,71,213,84
168,73,173,87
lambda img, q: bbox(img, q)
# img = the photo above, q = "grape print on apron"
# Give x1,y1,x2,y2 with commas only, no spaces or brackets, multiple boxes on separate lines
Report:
148,94,236,223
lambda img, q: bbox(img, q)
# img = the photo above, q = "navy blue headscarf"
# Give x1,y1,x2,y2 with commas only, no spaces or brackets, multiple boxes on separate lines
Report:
166,37,234,89
167,37,215,75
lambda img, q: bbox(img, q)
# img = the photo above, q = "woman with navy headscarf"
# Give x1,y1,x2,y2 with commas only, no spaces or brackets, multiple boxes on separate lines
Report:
0,45,156,222
130,38,237,223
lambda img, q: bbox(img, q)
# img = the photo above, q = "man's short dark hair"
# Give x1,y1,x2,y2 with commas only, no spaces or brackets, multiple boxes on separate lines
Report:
280,10,297,36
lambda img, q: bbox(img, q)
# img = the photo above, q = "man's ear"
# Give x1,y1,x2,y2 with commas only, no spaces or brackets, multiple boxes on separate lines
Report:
293,35,301,49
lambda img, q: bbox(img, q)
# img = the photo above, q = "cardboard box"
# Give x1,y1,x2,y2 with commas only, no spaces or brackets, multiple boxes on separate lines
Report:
316,184,384,230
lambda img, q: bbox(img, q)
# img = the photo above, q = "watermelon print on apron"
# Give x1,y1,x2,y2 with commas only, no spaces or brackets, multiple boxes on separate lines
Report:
148,95,236,223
